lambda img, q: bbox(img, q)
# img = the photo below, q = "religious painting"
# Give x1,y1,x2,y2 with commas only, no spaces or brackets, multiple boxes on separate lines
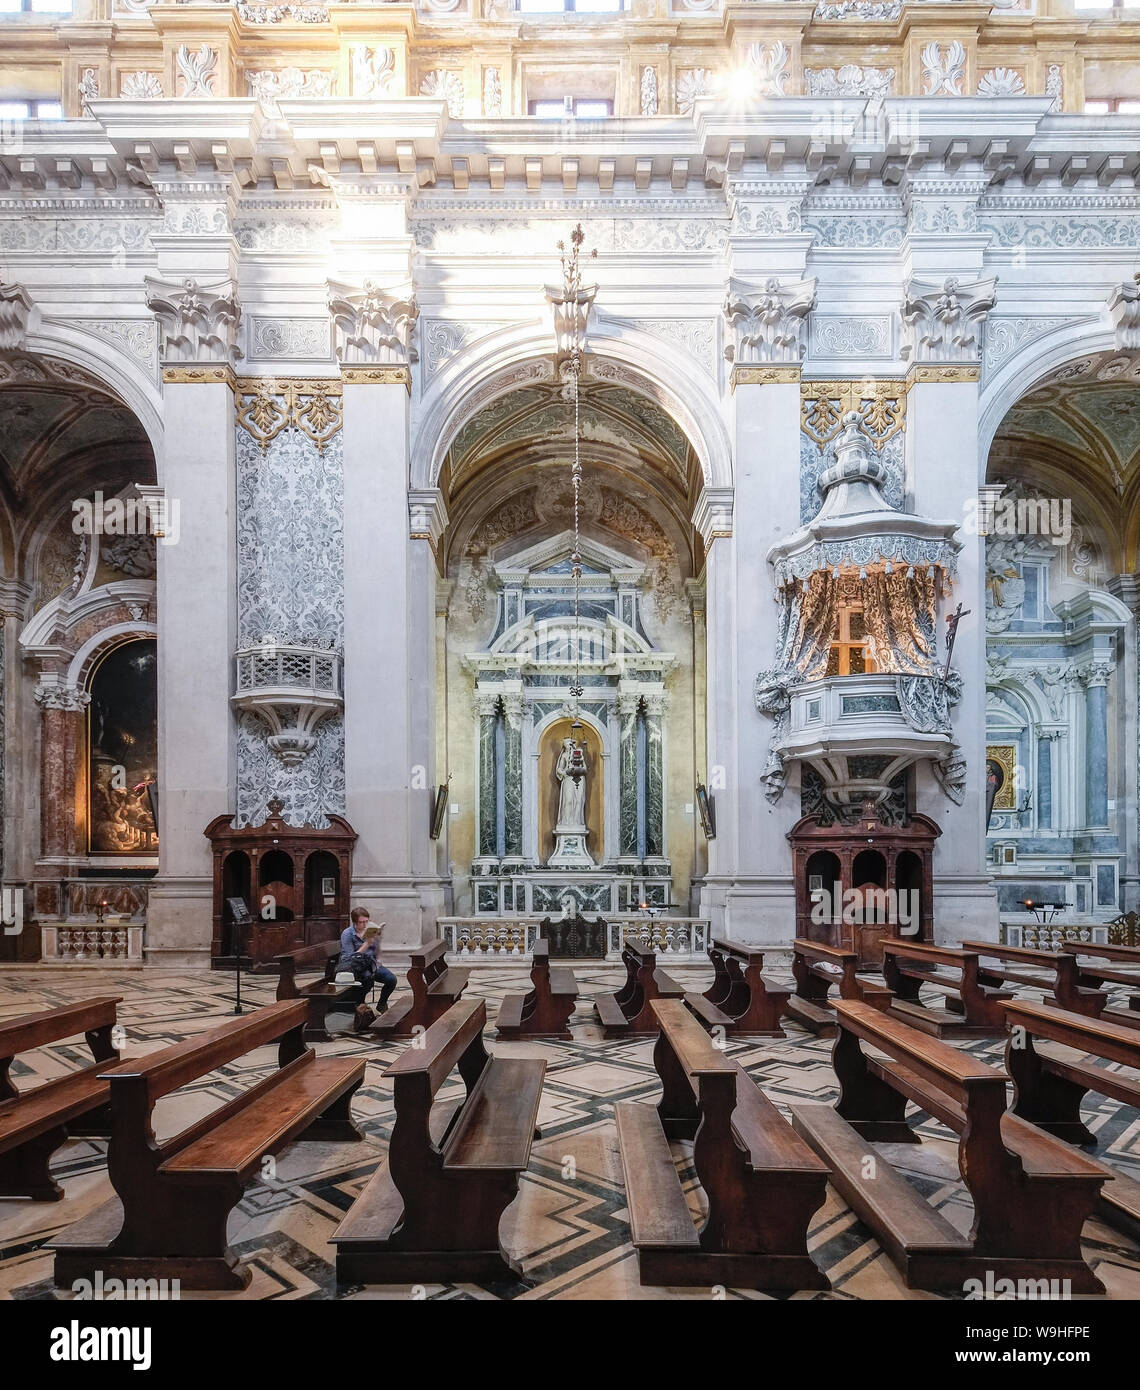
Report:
985,745,1017,812
87,638,159,854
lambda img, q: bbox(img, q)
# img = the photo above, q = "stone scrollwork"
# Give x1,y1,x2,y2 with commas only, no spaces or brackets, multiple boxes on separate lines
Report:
0,281,33,352
921,41,966,97
352,45,396,98
246,67,333,116
420,69,464,118
176,43,218,98
121,71,163,99
901,276,997,365
641,66,658,117
977,67,1025,98
145,276,242,367
483,67,502,116
327,280,419,366
234,378,343,453
675,68,717,117
746,41,789,98
805,65,895,98
1108,275,1140,350
724,276,817,366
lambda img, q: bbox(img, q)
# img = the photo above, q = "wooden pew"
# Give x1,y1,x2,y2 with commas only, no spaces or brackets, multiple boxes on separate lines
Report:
332,998,545,1283
685,938,790,1038
1004,998,1140,1239
790,999,1111,1292
371,939,469,1037
787,940,892,1036
495,940,577,1040
0,998,123,1200
879,938,1014,1038
615,999,829,1290
52,999,364,1290
1060,942,1140,1030
594,940,684,1037
260,939,356,1041
962,940,1108,1018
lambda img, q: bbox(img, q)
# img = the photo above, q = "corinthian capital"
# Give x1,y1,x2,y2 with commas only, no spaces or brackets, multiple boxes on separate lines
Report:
34,681,91,712
901,275,997,364
723,276,816,365
0,281,33,353
145,276,242,367
1107,274,1140,350
327,279,418,366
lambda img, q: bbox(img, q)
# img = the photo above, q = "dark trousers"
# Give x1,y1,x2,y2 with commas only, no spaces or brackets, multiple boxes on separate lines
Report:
347,965,397,1010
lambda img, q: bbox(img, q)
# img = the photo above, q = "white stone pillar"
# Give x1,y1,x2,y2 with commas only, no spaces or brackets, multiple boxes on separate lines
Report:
698,369,804,944
147,374,237,966
908,371,996,944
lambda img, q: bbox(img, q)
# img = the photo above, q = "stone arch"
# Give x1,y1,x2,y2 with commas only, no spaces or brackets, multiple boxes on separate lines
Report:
411,317,733,498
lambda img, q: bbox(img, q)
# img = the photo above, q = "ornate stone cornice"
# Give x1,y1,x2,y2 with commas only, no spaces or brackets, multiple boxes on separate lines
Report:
731,365,801,388
146,276,242,368
1107,274,1140,351
161,365,235,386
900,276,997,365
339,364,412,389
408,488,448,548
327,278,418,367
724,276,816,367
0,281,33,353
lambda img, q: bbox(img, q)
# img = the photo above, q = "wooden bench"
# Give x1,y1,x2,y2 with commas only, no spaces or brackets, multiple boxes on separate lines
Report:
879,938,1014,1038
495,940,577,1040
0,998,123,1200
1004,998,1140,1240
594,941,684,1037
790,999,1111,1292
962,940,1107,1018
52,999,364,1290
685,938,789,1038
371,939,469,1037
615,999,829,1290
332,998,545,1284
259,939,356,1041
786,939,892,1036
1060,942,1140,1030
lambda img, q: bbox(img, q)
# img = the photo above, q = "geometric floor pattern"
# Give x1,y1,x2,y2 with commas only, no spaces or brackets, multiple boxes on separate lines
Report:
2,963,1139,1301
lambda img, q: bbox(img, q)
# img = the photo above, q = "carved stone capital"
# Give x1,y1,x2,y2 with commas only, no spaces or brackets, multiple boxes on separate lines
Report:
327,279,418,367
0,281,33,353
901,276,997,365
1107,274,1140,351
1078,660,1113,689
691,486,734,546
34,681,90,713
145,276,242,367
474,691,500,719
723,276,816,366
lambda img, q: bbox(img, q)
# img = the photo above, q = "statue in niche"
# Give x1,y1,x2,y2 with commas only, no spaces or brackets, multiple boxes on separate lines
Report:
549,735,594,867
555,737,588,829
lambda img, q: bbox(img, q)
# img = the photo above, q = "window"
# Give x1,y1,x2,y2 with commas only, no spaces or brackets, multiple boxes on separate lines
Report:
826,604,880,677
0,0,73,12
0,98,64,118
518,0,622,10
1084,97,1140,113
529,96,613,119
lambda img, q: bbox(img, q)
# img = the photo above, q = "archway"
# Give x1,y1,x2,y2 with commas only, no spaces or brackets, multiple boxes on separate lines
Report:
984,348,1137,928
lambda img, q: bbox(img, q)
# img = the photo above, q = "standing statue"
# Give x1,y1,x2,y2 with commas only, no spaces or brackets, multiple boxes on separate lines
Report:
549,735,594,867
555,737,588,828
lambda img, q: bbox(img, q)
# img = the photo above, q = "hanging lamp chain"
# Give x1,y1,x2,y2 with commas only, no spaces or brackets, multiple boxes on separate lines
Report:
557,224,590,728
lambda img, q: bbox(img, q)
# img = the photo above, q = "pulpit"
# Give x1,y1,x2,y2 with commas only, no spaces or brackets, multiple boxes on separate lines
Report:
205,799,357,968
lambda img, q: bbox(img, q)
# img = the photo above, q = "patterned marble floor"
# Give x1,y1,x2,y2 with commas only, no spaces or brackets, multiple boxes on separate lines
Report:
1,962,1139,1302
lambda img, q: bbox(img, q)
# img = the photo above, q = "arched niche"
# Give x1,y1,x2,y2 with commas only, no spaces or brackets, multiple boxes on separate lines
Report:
537,715,605,865
87,637,158,856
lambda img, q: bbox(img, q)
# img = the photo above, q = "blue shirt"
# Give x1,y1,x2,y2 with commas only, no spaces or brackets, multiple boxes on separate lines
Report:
339,924,363,966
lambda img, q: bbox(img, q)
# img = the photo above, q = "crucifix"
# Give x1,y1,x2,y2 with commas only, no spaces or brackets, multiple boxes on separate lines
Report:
942,602,970,684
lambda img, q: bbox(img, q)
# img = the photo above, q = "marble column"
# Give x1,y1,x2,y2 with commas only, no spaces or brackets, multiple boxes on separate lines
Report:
34,681,88,874
1082,662,1112,830
476,695,499,859
699,374,802,944
502,692,524,861
1036,733,1055,831
1107,575,1140,913
617,691,640,859
644,693,665,858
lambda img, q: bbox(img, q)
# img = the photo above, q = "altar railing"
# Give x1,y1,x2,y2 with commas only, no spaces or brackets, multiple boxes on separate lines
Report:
441,916,709,962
